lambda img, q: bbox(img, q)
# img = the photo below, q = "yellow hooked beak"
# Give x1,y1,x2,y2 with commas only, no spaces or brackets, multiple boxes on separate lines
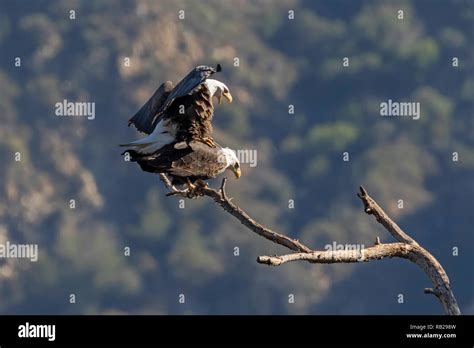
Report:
222,92,232,103
216,91,233,105
233,166,241,179
223,91,233,103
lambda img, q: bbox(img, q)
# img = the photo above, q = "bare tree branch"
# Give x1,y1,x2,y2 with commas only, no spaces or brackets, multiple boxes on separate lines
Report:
357,186,418,245
160,175,312,253
160,175,461,315
257,242,411,265
355,186,460,315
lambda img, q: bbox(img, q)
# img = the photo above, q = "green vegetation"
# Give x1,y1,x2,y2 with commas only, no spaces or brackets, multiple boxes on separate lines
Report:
0,0,472,314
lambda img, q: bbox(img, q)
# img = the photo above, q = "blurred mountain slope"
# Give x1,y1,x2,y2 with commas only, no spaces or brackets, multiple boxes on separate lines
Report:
0,0,472,314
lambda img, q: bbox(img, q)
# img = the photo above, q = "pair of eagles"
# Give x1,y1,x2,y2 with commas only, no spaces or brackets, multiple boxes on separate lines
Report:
121,65,240,190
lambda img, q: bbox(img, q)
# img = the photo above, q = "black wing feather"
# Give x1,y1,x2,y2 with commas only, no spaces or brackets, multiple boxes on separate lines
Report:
152,65,219,124
128,81,173,135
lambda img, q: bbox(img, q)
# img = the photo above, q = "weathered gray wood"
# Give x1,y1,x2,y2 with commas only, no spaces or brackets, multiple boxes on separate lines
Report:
160,175,461,315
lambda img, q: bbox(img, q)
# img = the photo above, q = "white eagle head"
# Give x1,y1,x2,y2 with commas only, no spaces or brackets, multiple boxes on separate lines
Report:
221,148,241,179
205,79,233,104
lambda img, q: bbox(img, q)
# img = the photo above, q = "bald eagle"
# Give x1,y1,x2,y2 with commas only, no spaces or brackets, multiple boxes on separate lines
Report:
126,141,241,185
121,64,239,187
120,64,232,154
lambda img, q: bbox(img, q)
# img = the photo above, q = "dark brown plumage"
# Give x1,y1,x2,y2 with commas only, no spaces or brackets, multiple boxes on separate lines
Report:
127,65,225,148
126,141,240,185
121,65,236,185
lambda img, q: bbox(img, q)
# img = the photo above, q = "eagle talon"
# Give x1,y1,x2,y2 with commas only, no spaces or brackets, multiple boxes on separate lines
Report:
186,187,197,198
195,179,209,188
201,138,215,147
187,188,203,199
185,179,203,198
186,179,196,191
123,65,240,193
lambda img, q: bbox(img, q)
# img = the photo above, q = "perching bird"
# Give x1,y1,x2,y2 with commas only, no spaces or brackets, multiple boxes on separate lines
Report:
125,141,241,186
121,64,240,189
120,64,232,154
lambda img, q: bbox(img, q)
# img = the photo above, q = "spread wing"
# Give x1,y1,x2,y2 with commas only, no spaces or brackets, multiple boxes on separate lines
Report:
127,65,221,139
152,65,219,124
128,81,174,135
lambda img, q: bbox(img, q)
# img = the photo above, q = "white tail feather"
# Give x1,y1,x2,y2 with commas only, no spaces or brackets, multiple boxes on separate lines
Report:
120,119,176,154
